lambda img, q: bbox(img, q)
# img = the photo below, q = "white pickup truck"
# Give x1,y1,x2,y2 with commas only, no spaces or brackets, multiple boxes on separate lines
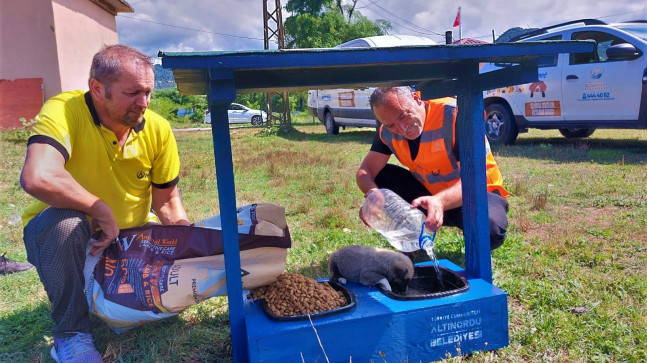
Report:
482,19,647,145
307,35,437,135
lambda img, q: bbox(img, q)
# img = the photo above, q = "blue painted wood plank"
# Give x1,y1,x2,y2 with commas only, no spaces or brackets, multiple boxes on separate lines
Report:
457,86,493,282
207,75,248,363
161,41,594,95
161,41,591,70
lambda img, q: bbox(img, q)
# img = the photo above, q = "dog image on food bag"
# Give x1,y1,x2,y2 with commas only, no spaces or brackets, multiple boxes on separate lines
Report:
328,245,414,293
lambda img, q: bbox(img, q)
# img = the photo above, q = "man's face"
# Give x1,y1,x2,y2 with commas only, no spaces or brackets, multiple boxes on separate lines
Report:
373,91,426,140
100,61,154,127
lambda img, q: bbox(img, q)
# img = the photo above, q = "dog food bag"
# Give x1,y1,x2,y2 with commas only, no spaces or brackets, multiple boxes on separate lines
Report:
84,204,291,333
194,203,286,237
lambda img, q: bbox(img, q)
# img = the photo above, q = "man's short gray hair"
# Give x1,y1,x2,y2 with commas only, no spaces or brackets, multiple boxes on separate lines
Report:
369,86,413,110
89,44,153,88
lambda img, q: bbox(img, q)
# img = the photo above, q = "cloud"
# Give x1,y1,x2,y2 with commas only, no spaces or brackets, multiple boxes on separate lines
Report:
117,0,267,56
357,0,645,42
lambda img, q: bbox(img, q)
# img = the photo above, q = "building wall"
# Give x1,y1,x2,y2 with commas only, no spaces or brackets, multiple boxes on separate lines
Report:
0,78,44,128
0,0,124,128
0,0,61,98
52,0,120,94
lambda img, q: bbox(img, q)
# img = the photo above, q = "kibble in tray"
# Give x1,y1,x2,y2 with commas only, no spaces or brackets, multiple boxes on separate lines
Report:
251,273,356,321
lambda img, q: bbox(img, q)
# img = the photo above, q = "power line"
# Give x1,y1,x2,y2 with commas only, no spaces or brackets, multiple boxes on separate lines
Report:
361,0,445,37
357,2,646,42
354,4,440,41
117,15,265,41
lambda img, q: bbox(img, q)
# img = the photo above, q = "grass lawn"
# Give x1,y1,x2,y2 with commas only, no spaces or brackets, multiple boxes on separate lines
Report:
1,116,646,362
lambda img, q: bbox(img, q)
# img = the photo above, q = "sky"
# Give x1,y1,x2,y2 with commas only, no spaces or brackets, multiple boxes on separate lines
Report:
116,0,647,59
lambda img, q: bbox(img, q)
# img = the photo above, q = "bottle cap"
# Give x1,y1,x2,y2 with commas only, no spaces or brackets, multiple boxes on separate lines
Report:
418,221,436,250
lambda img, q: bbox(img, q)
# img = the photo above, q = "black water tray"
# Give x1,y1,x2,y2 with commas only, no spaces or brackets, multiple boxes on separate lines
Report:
379,265,469,301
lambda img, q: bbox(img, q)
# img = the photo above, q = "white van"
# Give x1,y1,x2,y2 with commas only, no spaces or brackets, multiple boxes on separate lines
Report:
308,35,437,135
481,19,647,145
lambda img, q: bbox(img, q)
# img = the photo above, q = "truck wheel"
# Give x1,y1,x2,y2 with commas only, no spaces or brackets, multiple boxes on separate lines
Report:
485,103,518,146
324,111,339,135
559,128,595,138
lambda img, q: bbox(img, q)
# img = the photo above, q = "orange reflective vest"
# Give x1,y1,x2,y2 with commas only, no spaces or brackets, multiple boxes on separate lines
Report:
379,97,509,198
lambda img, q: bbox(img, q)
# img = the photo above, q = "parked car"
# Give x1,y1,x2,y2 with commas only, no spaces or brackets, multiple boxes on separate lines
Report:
176,107,194,117
204,103,267,125
308,35,437,135
481,19,647,145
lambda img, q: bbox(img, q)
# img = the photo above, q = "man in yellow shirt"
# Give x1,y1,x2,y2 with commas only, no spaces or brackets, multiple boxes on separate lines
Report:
357,87,509,250
20,44,190,362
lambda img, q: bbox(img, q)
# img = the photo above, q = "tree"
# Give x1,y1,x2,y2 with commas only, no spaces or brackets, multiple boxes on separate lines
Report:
285,0,328,16
334,0,357,22
284,0,391,49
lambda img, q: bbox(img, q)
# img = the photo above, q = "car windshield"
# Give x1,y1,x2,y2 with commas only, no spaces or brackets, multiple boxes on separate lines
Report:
614,23,647,41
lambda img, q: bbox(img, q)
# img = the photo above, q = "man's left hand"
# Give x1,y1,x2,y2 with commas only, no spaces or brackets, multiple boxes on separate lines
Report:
411,196,444,231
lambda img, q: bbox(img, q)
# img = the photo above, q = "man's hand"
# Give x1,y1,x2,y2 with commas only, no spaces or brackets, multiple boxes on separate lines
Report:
88,201,119,256
360,188,385,227
412,180,464,231
411,196,445,231
20,143,122,256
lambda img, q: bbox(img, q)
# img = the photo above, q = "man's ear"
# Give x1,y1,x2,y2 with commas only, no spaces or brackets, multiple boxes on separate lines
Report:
89,79,105,101
412,90,423,105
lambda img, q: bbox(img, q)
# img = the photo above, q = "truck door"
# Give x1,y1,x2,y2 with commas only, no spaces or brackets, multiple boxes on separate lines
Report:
228,104,243,123
518,53,565,122
561,30,644,121
348,87,375,126
307,90,318,117
494,35,565,123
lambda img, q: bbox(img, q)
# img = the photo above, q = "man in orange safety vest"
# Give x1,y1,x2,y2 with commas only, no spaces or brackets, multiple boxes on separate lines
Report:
356,86,509,250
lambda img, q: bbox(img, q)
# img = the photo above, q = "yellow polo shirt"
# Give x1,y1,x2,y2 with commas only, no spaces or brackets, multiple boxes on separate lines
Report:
21,90,181,229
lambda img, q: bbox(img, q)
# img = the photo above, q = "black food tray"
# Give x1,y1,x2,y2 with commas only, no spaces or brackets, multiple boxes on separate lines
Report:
259,280,357,322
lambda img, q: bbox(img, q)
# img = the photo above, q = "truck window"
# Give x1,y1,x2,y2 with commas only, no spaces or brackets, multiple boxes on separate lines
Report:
536,35,562,67
337,39,371,48
570,31,629,64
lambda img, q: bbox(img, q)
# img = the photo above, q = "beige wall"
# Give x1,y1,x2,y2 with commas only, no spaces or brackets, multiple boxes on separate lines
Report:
53,0,119,94
0,0,62,98
0,0,120,100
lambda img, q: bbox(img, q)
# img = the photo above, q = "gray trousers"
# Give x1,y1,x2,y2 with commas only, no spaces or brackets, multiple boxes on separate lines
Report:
23,208,92,338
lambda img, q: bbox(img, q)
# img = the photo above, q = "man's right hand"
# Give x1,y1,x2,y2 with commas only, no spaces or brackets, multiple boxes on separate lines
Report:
88,200,119,256
21,142,119,254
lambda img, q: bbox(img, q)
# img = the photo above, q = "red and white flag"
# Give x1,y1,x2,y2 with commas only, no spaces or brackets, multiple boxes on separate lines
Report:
453,8,460,27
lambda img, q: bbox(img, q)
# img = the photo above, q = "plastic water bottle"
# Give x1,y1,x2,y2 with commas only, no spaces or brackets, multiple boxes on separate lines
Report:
361,188,435,253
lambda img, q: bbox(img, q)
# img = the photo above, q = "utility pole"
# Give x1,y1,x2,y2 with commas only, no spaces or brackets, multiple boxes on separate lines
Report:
262,0,291,130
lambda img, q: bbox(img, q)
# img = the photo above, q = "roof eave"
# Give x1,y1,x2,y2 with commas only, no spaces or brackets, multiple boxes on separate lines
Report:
89,0,134,15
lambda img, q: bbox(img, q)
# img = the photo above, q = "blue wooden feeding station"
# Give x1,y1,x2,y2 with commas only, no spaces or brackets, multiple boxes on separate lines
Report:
160,40,592,362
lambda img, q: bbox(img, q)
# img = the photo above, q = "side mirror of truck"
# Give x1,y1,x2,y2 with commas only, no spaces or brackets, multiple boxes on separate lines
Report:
606,43,642,61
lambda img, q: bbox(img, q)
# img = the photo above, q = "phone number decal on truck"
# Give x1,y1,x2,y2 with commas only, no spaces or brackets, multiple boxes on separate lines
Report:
580,92,614,101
